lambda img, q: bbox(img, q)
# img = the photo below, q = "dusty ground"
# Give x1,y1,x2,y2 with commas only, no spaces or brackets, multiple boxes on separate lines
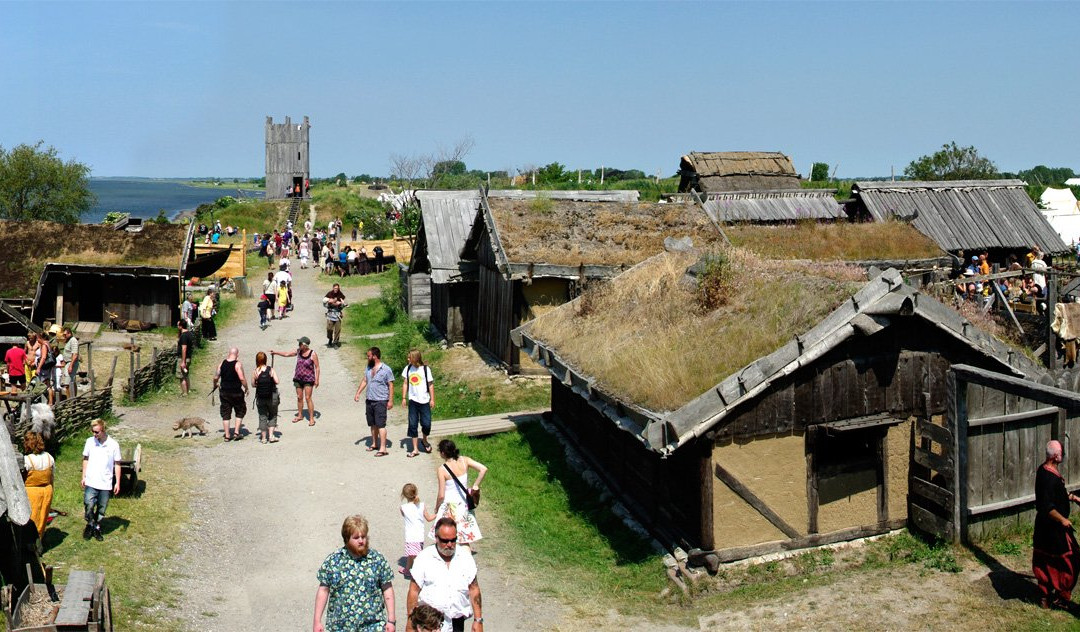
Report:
110,243,564,630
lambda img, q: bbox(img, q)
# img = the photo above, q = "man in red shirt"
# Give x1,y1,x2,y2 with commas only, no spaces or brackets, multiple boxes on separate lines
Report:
5,343,27,392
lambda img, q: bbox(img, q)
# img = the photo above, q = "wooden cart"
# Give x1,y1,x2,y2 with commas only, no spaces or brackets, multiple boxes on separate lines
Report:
3,570,112,631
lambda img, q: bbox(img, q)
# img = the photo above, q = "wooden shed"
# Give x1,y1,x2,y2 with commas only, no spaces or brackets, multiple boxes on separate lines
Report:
513,247,1046,559
678,151,802,193
265,115,310,200
460,190,714,372
406,190,483,339
848,180,1070,255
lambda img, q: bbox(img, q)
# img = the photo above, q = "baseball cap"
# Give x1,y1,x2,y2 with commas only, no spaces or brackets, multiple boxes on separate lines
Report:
297,336,311,346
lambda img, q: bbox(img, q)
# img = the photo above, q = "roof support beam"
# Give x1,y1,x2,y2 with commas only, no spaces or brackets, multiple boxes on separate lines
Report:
714,463,802,539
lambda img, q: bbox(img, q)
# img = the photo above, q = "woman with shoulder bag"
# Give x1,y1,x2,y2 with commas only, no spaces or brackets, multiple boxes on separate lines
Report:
251,351,280,444
430,439,487,548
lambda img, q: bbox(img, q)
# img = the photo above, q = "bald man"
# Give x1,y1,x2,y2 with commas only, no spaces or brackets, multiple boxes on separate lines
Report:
213,347,249,441
1034,439,1080,608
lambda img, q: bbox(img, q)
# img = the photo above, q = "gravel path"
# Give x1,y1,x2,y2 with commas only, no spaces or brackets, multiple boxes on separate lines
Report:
163,263,564,630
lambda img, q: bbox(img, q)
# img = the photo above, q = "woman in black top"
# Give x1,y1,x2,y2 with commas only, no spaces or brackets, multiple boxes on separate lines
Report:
1033,439,1080,608
251,352,280,444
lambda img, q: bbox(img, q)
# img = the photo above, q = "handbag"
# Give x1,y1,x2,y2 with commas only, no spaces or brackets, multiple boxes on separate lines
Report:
444,464,479,511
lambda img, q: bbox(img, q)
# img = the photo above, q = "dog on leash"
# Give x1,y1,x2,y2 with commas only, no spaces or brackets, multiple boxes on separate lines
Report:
172,417,208,438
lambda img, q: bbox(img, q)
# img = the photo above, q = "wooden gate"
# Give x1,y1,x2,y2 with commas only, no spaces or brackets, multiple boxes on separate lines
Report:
935,364,1080,542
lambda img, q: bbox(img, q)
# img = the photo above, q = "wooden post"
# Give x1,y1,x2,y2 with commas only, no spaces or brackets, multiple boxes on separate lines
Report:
948,370,968,543
86,341,94,393
55,279,64,326
877,429,889,526
699,442,715,550
806,426,819,534
108,356,118,390
241,229,247,276
128,341,135,401
1047,270,1058,370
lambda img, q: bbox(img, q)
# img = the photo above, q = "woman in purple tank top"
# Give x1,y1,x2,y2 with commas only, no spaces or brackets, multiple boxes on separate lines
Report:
270,337,320,426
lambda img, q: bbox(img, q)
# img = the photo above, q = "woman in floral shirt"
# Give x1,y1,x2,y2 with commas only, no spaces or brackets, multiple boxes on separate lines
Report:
314,515,396,632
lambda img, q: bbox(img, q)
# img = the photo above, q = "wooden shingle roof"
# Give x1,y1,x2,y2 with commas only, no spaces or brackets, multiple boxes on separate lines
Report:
852,180,1069,253
702,189,845,222
411,191,482,284
682,152,798,178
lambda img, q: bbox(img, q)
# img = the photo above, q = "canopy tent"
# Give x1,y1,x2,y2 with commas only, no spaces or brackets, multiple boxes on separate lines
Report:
1040,188,1080,246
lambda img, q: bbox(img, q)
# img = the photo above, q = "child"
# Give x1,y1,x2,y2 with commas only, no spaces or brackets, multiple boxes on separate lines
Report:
277,281,289,320
409,604,445,632
400,483,434,579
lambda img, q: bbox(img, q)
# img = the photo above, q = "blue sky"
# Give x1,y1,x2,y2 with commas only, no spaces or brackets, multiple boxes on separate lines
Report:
2,1,1077,179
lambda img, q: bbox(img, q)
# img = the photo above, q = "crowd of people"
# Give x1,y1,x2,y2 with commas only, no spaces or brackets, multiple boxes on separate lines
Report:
954,246,1051,310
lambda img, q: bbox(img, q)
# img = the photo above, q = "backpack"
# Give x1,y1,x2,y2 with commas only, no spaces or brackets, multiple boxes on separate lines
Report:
199,298,213,319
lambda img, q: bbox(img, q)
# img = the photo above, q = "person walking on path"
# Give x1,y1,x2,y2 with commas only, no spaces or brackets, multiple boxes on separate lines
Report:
81,418,121,542
353,346,394,456
252,351,280,444
272,337,320,425
177,320,193,396
200,289,218,341
430,440,485,547
1033,439,1080,608
402,349,435,458
400,483,435,579
324,284,346,348
213,347,249,441
61,326,79,398
406,518,483,632
313,515,396,632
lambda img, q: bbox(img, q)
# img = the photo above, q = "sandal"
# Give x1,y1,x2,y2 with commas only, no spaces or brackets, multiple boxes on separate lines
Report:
407,451,419,458
291,416,302,424
374,451,389,457
366,446,377,452
269,437,279,443
308,420,316,426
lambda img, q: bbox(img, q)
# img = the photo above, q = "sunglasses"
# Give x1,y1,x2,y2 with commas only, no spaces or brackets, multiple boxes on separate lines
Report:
436,537,457,545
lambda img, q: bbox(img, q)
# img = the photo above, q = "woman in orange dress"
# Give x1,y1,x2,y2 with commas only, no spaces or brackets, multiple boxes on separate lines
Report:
22,431,55,540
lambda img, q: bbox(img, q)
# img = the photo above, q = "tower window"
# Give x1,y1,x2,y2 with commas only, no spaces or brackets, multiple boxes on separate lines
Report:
297,152,301,160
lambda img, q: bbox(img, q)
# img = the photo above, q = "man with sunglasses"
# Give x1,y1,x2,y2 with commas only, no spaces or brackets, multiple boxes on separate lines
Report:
405,518,483,632
81,418,121,541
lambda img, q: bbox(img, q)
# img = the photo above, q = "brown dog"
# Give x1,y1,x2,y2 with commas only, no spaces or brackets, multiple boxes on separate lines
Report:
172,417,208,438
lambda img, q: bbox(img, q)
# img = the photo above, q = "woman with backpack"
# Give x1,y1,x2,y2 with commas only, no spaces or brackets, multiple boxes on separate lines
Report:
401,349,435,457
251,351,280,444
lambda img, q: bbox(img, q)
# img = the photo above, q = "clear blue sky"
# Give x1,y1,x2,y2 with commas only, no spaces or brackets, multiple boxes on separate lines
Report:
2,1,1077,179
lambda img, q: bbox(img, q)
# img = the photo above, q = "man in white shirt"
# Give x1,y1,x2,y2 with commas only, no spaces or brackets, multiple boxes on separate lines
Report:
406,518,483,632
81,418,122,541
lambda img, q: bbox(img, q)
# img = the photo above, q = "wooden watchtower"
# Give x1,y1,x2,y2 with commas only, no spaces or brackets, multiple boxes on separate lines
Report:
265,115,310,200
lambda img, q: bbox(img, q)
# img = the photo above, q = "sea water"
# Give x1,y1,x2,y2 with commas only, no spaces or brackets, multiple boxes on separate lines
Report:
86,178,264,224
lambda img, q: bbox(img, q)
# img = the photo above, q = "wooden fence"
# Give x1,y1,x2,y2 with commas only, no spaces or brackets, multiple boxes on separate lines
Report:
917,364,1080,542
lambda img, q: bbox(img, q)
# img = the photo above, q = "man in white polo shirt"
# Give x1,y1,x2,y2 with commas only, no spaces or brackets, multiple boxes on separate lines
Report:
81,418,121,541
406,518,483,632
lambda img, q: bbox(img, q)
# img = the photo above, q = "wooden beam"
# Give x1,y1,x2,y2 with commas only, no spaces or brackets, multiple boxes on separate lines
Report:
910,504,952,538
707,519,907,564
968,406,1059,428
1048,277,1059,369
715,463,802,539
877,429,889,525
991,279,1024,336
948,370,967,544
952,364,1080,411
912,448,954,477
806,427,819,534
910,475,954,510
915,418,952,446
700,446,715,551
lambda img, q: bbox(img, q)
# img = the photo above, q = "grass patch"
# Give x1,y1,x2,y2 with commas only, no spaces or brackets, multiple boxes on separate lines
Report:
38,429,190,630
453,425,665,613
725,220,943,261
526,247,862,411
344,299,396,336
317,268,397,290
199,200,286,236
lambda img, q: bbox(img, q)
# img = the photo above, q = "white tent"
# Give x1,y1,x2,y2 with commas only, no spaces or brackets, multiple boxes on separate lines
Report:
1040,187,1080,246
1065,178,1080,187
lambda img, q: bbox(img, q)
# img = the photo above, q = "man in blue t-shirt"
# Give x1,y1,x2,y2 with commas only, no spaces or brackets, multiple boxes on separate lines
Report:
353,347,394,456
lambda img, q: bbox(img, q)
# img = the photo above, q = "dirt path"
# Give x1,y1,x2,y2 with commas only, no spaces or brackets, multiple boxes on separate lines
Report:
150,265,564,630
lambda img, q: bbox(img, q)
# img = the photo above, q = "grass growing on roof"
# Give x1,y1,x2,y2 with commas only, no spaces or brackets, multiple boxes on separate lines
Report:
725,221,942,261
453,425,665,611
526,247,863,412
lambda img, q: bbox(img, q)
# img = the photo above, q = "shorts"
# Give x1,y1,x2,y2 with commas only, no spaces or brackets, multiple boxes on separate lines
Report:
8,374,25,386
366,399,388,428
256,393,279,431
407,400,432,438
176,360,189,379
219,390,247,420
293,379,315,389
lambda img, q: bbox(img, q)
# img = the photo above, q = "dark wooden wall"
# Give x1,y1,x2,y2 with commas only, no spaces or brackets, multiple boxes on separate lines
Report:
431,281,477,343
551,379,705,547
473,230,517,367
38,272,178,327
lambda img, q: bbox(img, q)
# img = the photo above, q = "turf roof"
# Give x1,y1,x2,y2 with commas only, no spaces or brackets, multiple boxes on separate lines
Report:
485,198,717,268
0,221,187,297
724,221,944,261
522,246,864,412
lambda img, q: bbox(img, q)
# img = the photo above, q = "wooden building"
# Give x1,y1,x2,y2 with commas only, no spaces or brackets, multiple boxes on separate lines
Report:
0,220,189,328
0,413,34,598
700,189,845,223
265,115,310,200
406,191,482,338
513,250,1046,559
678,151,802,193
848,180,1069,256
460,190,713,371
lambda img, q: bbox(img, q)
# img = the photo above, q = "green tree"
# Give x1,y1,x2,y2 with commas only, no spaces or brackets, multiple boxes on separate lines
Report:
536,162,568,185
811,162,829,182
1016,165,1075,186
0,142,95,223
904,142,998,181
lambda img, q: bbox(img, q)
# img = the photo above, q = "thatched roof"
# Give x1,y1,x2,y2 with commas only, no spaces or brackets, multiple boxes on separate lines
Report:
679,151,801,192
0,221,187,297
513,252,1044,454
851,180,1069,254
464,194,717,277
